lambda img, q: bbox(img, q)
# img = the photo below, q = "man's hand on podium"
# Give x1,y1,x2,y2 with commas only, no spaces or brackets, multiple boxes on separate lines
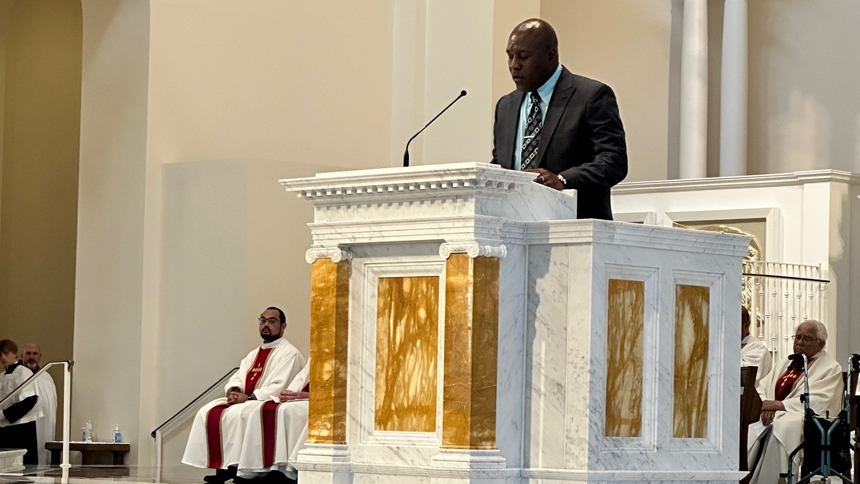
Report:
526,168,566,191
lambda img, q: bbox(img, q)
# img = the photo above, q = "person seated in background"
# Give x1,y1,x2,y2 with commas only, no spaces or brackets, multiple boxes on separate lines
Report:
0,339,43,466
182,308,306,484
22,343,57,466
741,306,772,385
235,359,311,484
746,320,843,483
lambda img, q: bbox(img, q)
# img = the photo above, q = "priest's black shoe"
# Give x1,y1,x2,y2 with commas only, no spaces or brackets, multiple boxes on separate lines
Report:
203,466,237,483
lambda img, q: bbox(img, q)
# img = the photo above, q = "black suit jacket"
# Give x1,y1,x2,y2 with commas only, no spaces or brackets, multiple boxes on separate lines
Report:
491,67,628,220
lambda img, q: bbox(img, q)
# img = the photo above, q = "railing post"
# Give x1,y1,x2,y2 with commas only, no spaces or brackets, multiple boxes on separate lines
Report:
156,430,163,482
62,361,71,469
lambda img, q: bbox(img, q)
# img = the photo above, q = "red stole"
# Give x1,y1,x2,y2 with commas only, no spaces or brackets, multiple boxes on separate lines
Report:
244,347,274,394
205,346,276,468
773,358,814,401
260,401,281,468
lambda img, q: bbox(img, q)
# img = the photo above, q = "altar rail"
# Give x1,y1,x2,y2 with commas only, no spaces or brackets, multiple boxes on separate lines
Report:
743,261,829,365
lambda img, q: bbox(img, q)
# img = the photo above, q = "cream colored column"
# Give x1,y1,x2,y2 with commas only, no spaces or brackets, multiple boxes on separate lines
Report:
679,0,708,179
719,0,748,176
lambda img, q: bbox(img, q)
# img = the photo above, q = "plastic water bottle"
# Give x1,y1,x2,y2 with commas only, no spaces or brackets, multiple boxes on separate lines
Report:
82,420,92,442
113,425,122,443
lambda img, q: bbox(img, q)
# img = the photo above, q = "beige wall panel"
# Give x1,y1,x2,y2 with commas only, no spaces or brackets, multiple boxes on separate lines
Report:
605,279,645,438
375,276,439,433
748,0,860,175
673,284,710,439
1,0,81,438
541,0,673,182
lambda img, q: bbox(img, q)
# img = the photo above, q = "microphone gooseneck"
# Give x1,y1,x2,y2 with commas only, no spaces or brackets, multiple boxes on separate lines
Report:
403,90,468,167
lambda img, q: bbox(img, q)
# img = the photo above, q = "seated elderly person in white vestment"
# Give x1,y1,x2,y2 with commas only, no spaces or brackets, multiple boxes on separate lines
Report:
22,343,57,466
0,339,43,466
182,308,306,483
234,358,311,484
740,306,772,386
746,320,844,483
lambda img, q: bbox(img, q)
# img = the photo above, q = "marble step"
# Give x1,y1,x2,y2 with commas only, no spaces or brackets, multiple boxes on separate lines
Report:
0,448,26,474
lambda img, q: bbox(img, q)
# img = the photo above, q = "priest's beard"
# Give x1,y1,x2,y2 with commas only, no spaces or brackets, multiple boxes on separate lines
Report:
260,327,284,343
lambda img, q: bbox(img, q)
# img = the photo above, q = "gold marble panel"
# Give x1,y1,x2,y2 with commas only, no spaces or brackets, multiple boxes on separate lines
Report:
308,258,349,444
442,254,499,449
604,279,645,437
375,276,439,432
673,284,710,438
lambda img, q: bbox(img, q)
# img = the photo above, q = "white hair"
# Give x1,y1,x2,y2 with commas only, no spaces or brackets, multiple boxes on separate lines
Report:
799,319,827,342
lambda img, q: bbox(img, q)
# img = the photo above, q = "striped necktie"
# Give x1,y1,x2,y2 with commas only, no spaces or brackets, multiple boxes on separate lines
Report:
520,91,543,170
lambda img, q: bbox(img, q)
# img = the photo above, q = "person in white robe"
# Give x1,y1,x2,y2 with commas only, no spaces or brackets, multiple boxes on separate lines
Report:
747,320,844,483
740,306,772,386
182,308,306,483
236,358,311,483
0,340,43,466
21,343,57,466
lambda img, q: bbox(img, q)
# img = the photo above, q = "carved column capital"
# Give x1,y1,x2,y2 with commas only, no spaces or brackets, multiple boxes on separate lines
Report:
439,241,506,260
305,247,353,264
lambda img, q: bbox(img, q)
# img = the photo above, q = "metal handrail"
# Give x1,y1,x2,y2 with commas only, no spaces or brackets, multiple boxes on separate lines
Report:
742,272,830,284
0,360,73,469
150,366,239,438
151,366,239,480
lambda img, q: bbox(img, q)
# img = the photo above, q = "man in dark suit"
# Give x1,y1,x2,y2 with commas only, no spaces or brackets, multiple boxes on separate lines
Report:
491,19,628,220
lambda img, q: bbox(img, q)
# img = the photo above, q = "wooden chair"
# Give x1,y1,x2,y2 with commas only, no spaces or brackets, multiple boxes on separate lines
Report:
740,366,762,484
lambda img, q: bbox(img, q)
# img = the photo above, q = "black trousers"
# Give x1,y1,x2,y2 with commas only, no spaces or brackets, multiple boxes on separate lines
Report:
0,421,38,465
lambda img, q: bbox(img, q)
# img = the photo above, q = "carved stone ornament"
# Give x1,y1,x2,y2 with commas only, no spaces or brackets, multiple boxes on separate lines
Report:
305,247,353,264
439,241,507,260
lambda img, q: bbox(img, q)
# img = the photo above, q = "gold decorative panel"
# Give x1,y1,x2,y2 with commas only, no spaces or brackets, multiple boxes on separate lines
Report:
673,284,710,438
604,279,645,437
442,253,499,449
375,276,439,432
308,258,349,444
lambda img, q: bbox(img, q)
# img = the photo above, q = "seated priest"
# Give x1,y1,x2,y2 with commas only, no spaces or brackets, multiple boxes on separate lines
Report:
740,306,772,385
22,343,58,465
746,320,844,483
0,339,43,465
235,358,311,484
182,308,306,483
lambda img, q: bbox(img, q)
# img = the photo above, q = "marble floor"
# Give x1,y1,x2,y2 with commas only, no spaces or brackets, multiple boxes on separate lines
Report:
0,466,209,484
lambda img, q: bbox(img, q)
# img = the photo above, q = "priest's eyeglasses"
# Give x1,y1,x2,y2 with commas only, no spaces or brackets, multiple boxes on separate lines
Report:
259,317,280,324
792,334,819,343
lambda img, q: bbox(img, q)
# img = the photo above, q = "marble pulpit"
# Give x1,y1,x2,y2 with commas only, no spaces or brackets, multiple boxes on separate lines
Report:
280,162,749,484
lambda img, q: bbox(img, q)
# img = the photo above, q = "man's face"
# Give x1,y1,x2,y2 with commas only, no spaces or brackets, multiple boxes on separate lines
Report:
259,309,285,342
22,345,41,371
506,29,557,93
0,351,17,368
793,322,825,358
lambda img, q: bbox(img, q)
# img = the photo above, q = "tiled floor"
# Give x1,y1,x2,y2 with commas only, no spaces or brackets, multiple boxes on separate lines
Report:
0,466,208,484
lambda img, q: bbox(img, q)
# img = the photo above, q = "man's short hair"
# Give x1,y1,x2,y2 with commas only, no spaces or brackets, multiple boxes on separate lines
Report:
267,307,287,325
0,339,18,356
741,306,751,328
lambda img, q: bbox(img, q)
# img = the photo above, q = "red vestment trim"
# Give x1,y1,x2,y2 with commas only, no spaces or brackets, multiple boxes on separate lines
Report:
774,365,802,401
244,347,275,395
261,400,281,468
205,404,230,468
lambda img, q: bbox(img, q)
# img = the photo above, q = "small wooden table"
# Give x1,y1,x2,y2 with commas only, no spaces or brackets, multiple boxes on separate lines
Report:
45,441,130,466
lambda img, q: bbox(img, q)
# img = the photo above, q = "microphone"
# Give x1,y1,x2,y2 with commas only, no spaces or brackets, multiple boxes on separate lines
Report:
788,353,804,361
403,90,468,167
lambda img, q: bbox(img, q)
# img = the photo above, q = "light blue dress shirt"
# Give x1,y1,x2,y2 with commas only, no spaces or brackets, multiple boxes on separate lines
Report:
514,63,564,170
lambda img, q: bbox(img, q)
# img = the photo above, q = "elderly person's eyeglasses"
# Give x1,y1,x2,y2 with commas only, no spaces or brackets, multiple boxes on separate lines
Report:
792,334,819,343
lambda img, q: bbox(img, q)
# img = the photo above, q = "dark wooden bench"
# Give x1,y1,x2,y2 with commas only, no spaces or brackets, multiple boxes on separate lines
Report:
45,441,130,466
739,366,762,484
